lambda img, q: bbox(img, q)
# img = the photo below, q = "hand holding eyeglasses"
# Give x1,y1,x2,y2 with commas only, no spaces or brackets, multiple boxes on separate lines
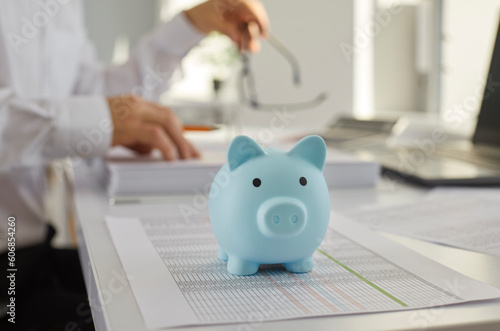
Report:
185,0,328,112
185,0,269,53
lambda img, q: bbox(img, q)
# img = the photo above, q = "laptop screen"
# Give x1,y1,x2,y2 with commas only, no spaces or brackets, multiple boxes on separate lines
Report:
473,17,500,147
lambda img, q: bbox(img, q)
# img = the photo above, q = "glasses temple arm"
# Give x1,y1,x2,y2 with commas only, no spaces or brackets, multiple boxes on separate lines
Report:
267,32,302,86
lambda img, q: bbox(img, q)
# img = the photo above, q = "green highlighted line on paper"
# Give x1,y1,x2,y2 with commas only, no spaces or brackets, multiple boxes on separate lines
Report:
317,248,408,307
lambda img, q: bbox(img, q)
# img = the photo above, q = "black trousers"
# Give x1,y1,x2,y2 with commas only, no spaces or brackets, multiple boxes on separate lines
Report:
1,226,95,331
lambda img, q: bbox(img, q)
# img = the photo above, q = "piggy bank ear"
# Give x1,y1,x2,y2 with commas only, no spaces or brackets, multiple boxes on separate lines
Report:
287,135,327,171
227,135,266,172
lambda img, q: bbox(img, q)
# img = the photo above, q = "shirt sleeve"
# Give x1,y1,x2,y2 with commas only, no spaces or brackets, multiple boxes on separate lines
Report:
73,12,205,101
0,12,204,172
0,89,112,171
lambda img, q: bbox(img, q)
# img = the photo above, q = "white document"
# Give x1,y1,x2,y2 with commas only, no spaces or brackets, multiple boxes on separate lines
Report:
105,205,500,329
343,188,500,257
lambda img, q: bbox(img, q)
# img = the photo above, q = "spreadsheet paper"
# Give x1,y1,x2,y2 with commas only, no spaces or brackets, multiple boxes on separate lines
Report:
343,188,500,257
105,212,500,329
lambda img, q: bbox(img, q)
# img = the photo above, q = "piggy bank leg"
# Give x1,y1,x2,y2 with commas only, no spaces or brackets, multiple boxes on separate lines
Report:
217,247,228,261
284,257,313,273
227,256,259,276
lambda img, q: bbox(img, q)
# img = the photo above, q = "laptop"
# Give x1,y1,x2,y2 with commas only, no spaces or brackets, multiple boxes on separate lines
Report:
351,19,500,187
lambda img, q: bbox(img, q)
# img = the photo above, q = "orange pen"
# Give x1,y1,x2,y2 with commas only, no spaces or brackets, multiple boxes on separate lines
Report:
182,125,219,131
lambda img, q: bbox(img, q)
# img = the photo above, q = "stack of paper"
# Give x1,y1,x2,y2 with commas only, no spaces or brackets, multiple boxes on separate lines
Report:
105,206,500,329
104,146,225,197
342,187,500,257
104,141,380,197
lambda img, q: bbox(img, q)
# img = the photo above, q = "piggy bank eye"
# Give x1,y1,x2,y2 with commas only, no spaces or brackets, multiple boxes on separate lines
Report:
299,177,307,186
253,178,262,187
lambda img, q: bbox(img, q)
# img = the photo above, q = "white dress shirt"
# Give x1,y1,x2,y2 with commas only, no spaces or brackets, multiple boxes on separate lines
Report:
0,0,204,252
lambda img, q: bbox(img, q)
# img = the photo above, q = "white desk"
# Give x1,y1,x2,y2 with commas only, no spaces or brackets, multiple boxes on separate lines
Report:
70,163,500,331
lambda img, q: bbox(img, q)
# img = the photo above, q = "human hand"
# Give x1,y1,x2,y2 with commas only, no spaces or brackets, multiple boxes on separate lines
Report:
108,95,201,161
185,0,269,53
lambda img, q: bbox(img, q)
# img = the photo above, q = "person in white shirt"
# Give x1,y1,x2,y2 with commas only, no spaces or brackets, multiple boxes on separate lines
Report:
0,0,269,329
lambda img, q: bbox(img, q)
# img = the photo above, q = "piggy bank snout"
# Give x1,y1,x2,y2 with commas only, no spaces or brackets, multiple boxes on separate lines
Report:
257,198,307,238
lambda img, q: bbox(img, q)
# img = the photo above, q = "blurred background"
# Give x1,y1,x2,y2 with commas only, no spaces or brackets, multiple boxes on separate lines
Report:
82,0,500,132
48,0,500,246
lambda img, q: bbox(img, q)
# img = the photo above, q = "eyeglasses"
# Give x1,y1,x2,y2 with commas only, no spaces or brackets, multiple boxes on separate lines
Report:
239,32,328,111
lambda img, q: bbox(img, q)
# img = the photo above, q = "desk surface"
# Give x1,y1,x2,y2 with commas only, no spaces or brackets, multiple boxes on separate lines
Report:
71,163,500,331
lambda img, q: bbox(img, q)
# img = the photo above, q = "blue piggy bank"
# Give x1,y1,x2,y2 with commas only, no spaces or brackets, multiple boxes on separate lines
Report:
209,135,330,276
